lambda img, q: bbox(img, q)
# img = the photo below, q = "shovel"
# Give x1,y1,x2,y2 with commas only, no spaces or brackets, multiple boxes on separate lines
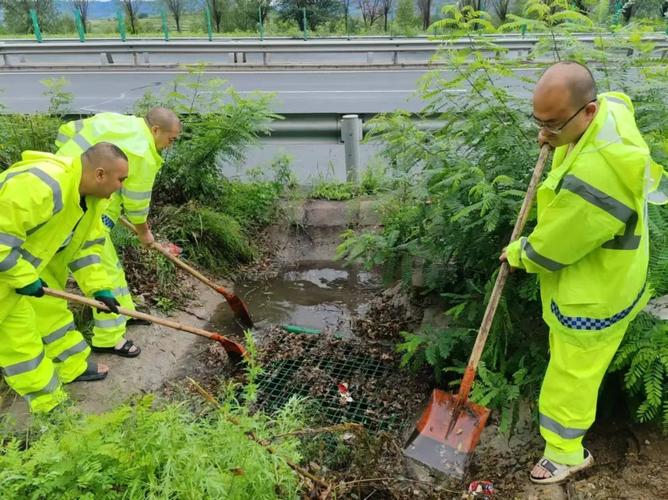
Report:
44,287,247,362
118,217,253,329
404,144,551,478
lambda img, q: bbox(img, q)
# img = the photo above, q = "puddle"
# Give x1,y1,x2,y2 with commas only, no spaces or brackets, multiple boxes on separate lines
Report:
210,261,381,337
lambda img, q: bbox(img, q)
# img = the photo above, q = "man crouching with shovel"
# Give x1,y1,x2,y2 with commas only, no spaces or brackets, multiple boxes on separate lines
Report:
501,61,666,484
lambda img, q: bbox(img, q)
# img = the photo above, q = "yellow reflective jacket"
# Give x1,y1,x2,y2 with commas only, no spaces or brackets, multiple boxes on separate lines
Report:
0,152,110,311
55,112,163,226
506,92,665,333
47,191,113,297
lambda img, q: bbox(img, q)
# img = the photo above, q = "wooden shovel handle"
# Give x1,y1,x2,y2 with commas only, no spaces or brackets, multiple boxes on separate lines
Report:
457,144,551,401
119,218,231,297
44,287,224,343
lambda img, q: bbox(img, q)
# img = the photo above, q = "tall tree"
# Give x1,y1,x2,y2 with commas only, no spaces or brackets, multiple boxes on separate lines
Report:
229,0,269,31
357,0,382,27
0,0,56,34
163,0,186,32
488,0,510,22
275,0,341,31
206,0,224,33
69,0,90,33
457,0,486,10
395,0,415,29
416,0,432,29
381,0,392,31
342,0,353,31
120,0,143,34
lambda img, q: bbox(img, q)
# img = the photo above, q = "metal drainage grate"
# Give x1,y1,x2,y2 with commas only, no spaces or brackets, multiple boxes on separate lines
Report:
256,339,400,432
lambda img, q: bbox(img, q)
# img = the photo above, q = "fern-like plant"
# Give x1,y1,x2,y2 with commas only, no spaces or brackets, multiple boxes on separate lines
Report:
611,313,668,430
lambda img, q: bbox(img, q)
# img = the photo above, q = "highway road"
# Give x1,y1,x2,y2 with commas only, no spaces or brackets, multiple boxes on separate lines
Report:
0,67,536,115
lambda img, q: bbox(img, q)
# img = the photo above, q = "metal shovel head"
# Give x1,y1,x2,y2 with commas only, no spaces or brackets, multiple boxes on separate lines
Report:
404,389,490,479
212,333,247,364
216,287,254,329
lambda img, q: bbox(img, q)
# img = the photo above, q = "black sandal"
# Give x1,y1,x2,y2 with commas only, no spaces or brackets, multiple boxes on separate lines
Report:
92,339,141,358
72,360,108,382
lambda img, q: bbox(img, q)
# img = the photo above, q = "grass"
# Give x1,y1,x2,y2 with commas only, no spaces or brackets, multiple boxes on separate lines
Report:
154,202,256,274
0,334,311,499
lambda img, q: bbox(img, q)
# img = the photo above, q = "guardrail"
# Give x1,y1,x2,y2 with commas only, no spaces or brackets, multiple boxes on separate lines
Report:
0,35,666,68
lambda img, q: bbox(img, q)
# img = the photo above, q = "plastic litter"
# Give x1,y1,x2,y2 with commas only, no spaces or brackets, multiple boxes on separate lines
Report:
466,480,495,498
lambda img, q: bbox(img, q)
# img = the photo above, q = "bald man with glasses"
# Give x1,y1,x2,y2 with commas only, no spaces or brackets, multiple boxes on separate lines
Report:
501,61,666,484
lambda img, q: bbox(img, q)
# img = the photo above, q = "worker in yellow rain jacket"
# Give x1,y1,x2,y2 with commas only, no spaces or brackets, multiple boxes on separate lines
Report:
501,61,667,484
29,164,127,385
55,108,181,358
0,144,128,412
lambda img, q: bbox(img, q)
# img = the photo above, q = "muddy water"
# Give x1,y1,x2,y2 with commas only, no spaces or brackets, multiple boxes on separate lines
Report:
210,261,381,337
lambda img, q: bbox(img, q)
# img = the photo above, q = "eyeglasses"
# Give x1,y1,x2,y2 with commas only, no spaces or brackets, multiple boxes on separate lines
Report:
531,99,596,135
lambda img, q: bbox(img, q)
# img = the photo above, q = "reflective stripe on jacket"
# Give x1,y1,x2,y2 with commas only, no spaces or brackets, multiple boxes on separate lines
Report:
50,193,113,297
0,152,85,309
506,92,666,331
55,112,163,225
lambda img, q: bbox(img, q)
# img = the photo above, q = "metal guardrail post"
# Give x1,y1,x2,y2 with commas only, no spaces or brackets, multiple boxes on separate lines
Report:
161,9,169,41
116,9,127,42
258,6,264,41
612,0,622,26
341,114,362,184
205,5,213,41
74,10,86,42
29,9,43,43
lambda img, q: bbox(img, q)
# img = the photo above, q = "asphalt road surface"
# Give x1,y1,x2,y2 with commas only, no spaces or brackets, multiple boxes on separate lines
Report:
0,67,536,115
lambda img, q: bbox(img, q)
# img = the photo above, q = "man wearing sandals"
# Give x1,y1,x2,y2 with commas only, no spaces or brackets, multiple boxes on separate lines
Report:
0,144,128,412
501,61,666,483
55,108,181,358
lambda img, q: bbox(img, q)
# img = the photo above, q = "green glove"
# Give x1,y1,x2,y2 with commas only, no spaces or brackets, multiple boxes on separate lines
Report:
16,278,47,298
93,290,121,314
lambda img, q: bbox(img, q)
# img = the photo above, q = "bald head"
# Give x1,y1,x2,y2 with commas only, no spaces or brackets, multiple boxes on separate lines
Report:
536,61,597,108
145,107,181,151
146,107,180,130
80,142,129,199
82,142,127,167
532,61,599,148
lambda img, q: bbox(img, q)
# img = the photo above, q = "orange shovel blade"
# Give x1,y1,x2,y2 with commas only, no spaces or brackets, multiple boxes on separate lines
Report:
211,333,247,363
404,389,490,478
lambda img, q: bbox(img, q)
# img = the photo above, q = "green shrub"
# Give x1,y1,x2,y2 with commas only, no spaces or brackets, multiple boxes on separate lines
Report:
310,181,359,201
134,66,279,207
155,202,255,272
0,78,73,170
611,312,668,430
219,180,283,229
0,336,307,499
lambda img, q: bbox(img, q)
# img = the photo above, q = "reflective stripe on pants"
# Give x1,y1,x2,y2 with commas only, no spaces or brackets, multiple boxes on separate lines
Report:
29,265,90,384
91,231,135,348
0,294,67,413
539,322,628,465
